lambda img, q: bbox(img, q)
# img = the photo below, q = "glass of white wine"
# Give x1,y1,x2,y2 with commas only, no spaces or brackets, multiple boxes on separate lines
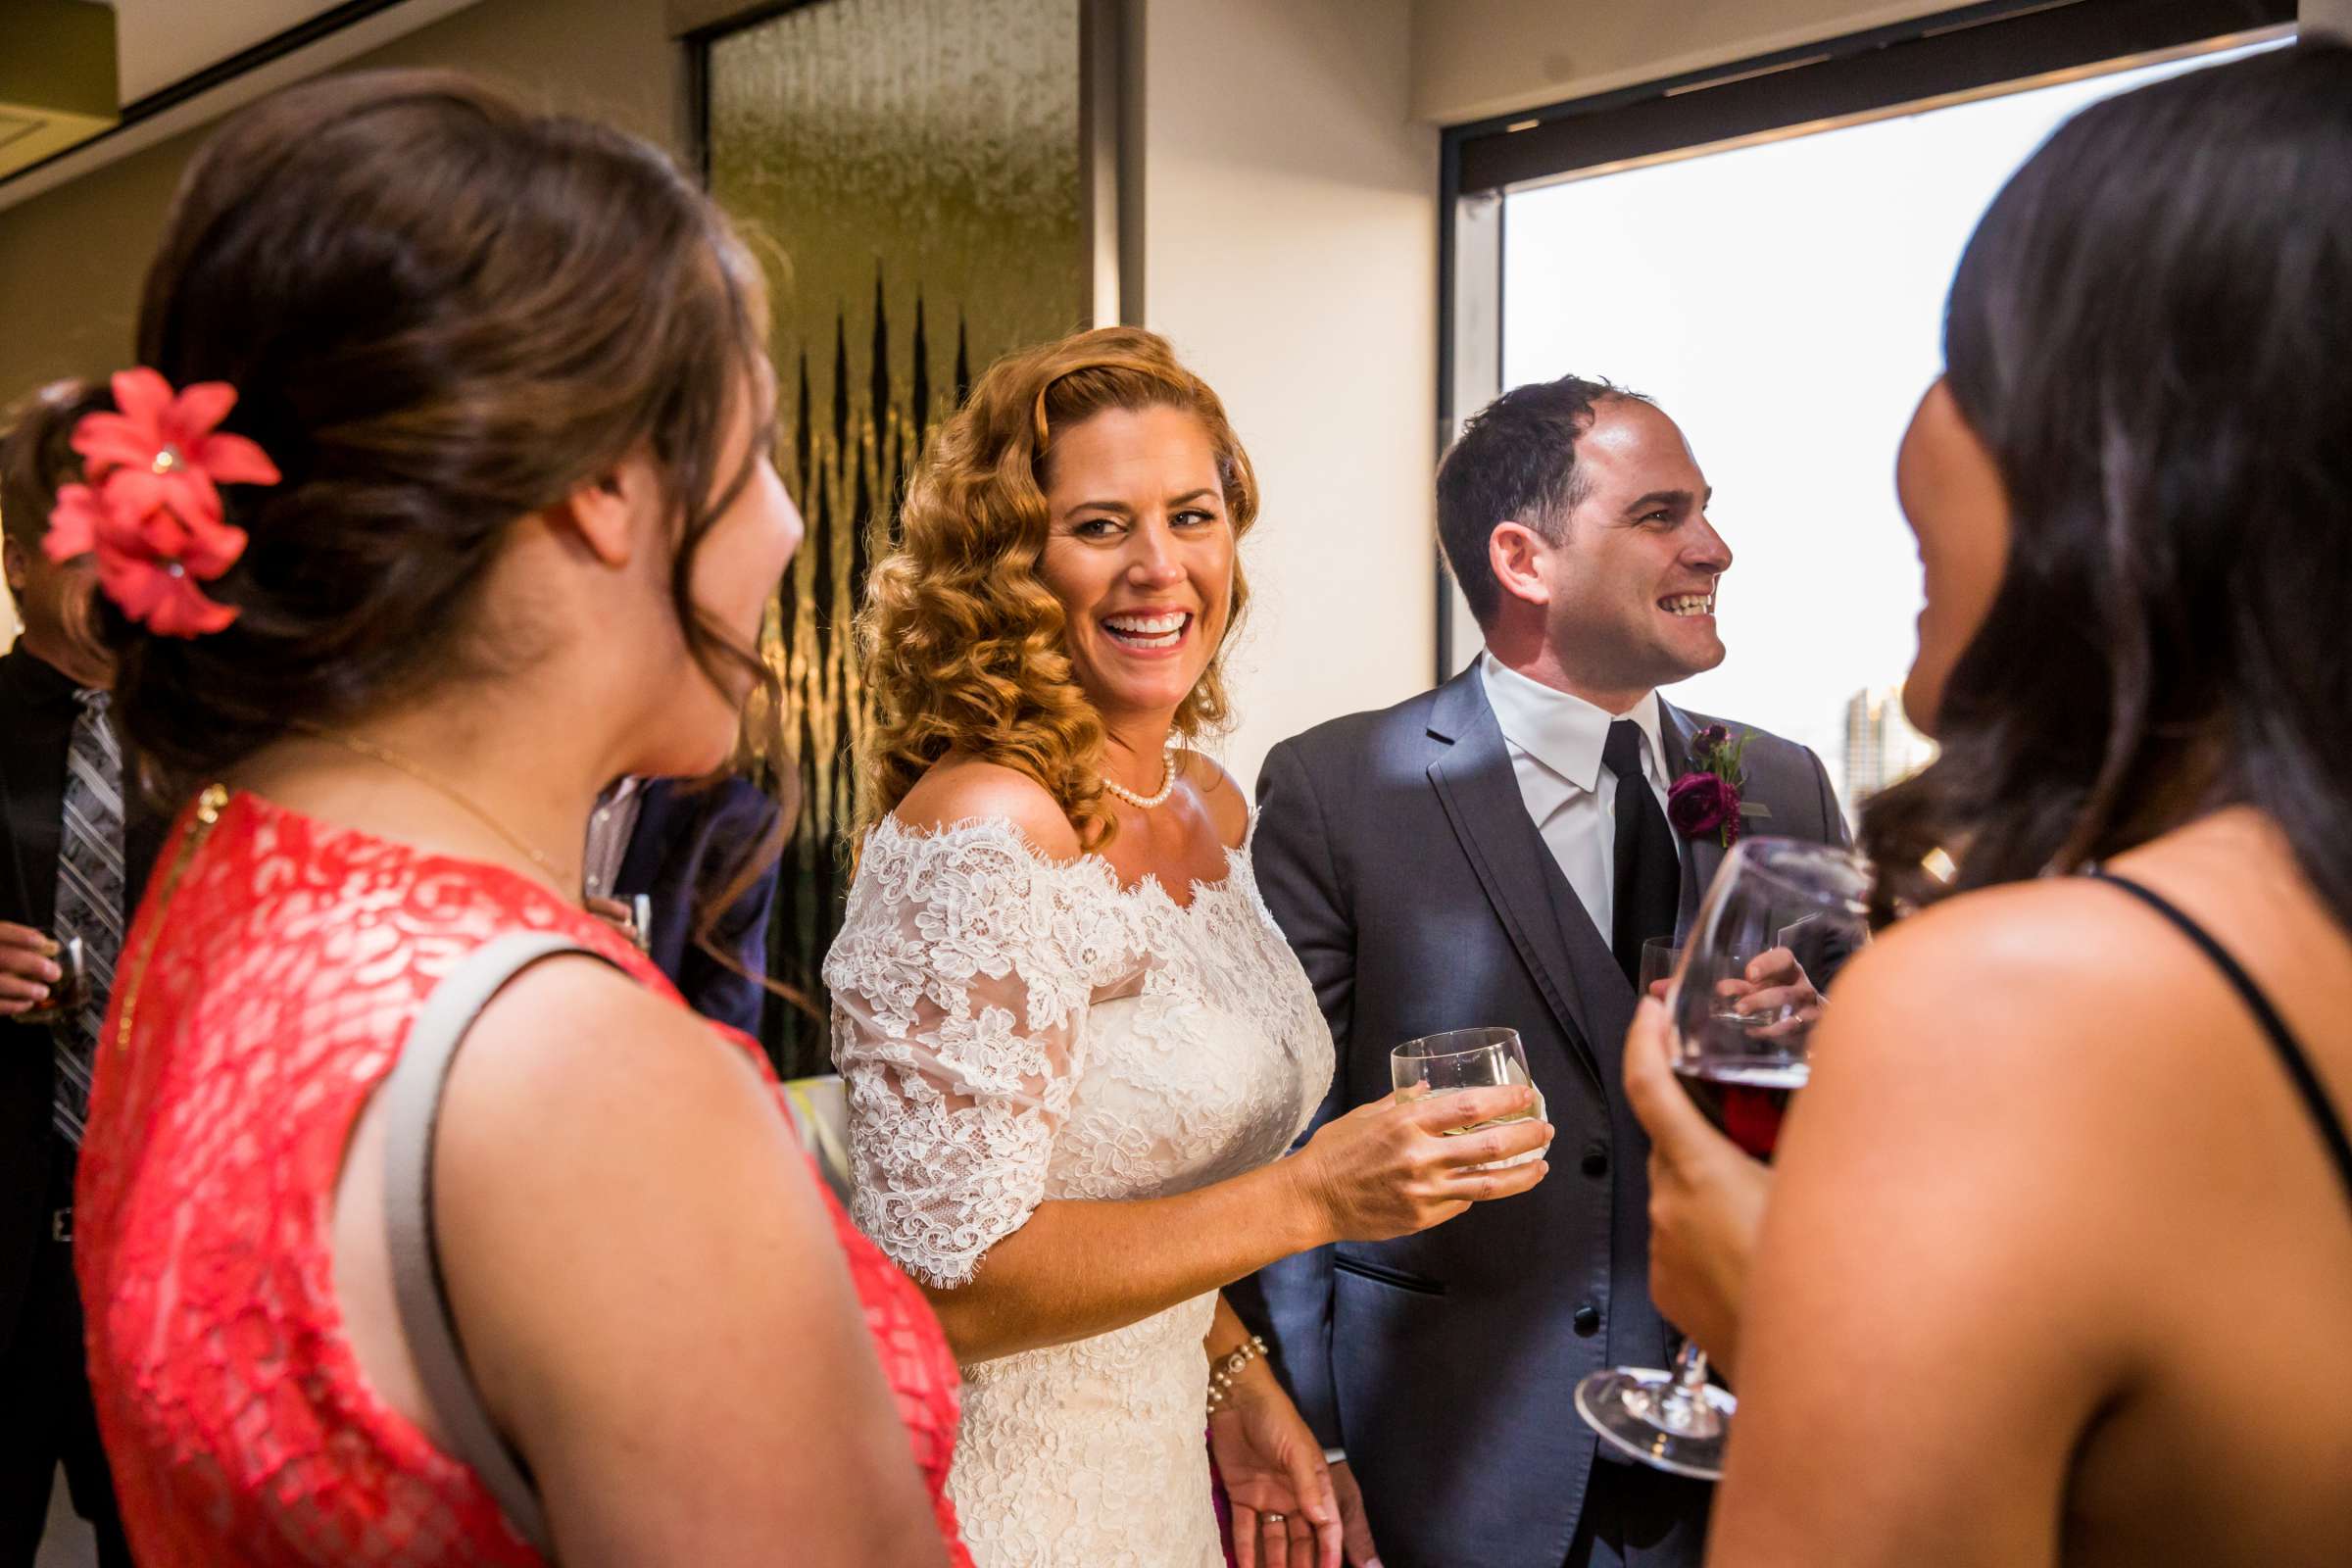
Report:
1390,1027,1546,1168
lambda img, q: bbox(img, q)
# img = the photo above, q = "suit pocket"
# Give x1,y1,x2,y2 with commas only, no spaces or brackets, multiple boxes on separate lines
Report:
1333,1253,1446,1298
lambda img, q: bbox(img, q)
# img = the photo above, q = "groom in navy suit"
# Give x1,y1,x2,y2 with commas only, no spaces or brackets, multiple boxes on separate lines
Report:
1234,377,1850,1568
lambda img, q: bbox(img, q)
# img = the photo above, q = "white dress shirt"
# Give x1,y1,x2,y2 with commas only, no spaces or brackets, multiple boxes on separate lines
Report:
583,774,647,900
1478,652,1679,940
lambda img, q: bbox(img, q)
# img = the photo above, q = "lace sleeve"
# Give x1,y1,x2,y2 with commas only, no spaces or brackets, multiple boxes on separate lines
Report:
823,818,1135,1289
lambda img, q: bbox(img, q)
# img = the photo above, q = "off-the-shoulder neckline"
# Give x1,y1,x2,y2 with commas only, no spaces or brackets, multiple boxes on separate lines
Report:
868,811,1252,913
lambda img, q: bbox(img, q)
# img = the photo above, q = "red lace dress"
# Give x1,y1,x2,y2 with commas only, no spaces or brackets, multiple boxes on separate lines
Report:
73,790,970,1566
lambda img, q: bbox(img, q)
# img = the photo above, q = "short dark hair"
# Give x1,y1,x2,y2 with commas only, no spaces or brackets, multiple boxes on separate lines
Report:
1435,375,1648,625
0,381,111,554
1865,39,2352,930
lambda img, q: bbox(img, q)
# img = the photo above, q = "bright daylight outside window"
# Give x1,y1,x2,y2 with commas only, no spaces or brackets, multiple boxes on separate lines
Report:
1497,39,2279,819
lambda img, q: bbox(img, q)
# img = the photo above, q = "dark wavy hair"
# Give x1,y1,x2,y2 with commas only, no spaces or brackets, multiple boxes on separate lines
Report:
1864,40,2352,930
88,69,777,793
855,326,1257,851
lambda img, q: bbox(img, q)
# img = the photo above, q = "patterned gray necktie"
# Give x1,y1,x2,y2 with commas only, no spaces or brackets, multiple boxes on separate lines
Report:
53,687,125,1147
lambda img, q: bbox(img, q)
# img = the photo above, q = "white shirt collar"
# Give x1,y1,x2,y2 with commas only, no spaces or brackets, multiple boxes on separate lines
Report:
1479,652,1667,796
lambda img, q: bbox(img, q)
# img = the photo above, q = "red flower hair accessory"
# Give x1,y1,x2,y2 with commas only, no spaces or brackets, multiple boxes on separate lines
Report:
42,368,280,638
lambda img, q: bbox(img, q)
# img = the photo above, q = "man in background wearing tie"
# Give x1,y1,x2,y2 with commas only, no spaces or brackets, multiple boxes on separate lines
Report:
1234,377,1849,1568
1,384,153,1568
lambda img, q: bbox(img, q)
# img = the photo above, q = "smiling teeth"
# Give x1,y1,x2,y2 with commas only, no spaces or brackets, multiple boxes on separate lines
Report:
1665,595,1713,616
1105,612,1187,648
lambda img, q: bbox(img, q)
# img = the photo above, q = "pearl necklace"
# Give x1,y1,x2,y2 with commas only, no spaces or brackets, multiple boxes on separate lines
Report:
1101,750,1179,810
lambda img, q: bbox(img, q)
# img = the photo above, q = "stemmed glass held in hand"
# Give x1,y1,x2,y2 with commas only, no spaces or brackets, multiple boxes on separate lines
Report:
1575,836,1871,1480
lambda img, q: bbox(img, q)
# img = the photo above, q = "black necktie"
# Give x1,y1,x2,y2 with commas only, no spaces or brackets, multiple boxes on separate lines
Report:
1603,719,1679,989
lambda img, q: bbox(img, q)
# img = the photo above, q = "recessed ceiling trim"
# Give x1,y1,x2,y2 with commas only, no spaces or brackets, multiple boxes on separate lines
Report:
0,0,484,214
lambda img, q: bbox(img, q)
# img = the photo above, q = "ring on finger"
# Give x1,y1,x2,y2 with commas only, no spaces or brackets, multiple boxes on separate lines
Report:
1261,1513,1285,1526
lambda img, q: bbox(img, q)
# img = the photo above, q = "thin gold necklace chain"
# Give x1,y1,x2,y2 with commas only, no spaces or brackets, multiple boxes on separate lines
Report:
113,733,569,1056
300,726,569,887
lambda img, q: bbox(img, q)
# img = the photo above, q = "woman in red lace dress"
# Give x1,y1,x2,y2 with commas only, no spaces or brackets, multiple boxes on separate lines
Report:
59,71,967,1567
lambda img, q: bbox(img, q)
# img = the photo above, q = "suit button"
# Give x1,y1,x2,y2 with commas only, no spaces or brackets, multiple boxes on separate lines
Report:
1573,1304,1601,1336
1581,1146,1608,1177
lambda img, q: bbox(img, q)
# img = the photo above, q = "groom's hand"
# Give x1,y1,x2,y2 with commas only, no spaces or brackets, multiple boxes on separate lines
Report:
1719,946,1824,1041
1327,1460,1383,1568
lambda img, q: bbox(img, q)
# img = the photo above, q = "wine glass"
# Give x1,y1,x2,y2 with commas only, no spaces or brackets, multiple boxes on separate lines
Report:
1391,1027,1546,1168
1639,938,1679,1000
1645,933,1796,1027
1575,836,1871,1479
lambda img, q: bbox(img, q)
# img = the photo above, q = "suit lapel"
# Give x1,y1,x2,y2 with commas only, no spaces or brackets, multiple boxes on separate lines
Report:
1425,670,1607,1093
1659,700,1729,938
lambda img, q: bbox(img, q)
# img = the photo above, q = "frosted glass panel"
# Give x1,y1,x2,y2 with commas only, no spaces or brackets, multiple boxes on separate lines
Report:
1499,40,2277,814
707,0,1087,1069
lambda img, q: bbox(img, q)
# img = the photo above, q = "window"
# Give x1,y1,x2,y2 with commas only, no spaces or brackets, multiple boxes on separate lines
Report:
1442,0,2293,811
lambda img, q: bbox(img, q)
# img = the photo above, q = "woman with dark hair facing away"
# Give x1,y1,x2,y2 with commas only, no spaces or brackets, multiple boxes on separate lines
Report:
827,327,1551,1567
1624,40,2352,1567
58,72,967,1567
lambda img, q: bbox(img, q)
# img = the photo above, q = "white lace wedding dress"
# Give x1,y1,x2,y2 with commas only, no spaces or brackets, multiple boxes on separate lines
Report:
824,814,1333,1567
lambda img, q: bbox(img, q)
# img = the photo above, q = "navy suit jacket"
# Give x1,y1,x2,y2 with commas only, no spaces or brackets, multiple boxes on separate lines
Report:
612,776,782,1041
1231,666,1849,1568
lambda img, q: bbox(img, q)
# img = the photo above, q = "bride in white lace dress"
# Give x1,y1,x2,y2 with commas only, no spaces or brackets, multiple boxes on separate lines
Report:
825,328,1550,1568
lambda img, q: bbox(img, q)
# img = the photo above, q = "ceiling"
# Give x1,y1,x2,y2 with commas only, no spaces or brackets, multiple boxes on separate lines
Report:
97,0,352,104
3,0,478,210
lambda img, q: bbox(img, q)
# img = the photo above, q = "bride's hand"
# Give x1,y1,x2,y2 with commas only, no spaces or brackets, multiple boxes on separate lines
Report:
1209,1356,1343,1568
1288,1085,1550,1244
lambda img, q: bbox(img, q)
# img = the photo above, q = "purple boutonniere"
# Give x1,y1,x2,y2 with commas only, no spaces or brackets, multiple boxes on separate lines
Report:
1669,723,1749,848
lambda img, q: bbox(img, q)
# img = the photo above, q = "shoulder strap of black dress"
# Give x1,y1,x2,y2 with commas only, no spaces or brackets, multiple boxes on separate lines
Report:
2089,869,2352,1216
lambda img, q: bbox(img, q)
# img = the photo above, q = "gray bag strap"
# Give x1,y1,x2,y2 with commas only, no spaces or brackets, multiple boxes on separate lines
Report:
383,930,617,1558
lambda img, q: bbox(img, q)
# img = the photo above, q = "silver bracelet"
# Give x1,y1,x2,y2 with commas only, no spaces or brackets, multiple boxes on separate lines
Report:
1205,1334,1269,1416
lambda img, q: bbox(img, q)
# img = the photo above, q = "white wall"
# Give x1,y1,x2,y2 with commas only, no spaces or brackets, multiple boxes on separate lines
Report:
1409,0,1959,124
2309,0,2351,34
1132,0,1438,796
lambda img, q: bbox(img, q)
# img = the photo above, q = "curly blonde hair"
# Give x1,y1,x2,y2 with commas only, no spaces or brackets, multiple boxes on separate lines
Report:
855,325,1258,850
